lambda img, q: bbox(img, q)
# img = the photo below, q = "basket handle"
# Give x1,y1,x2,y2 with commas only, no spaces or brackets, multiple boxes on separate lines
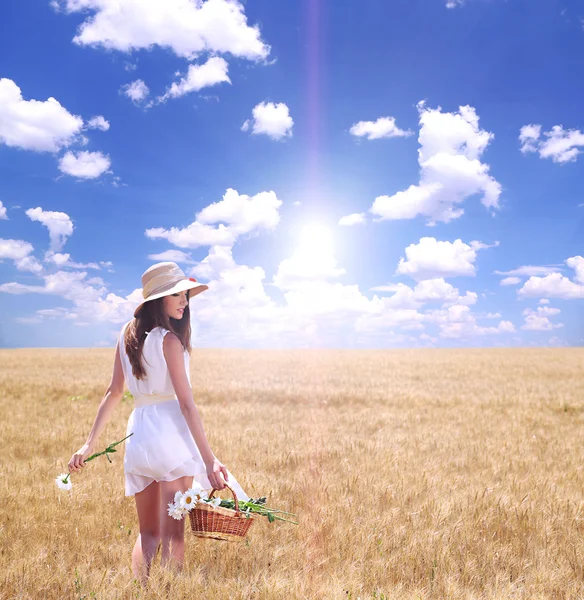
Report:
208,483,239,512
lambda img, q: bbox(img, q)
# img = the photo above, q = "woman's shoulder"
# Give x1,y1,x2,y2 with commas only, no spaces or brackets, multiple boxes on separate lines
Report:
152,325,171,336
145,325,187,350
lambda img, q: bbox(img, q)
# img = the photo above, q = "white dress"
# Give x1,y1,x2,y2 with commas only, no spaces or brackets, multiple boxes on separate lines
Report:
118,320,251,501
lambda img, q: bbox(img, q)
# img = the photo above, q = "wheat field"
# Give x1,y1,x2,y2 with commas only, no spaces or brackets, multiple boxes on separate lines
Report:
1,347,583,599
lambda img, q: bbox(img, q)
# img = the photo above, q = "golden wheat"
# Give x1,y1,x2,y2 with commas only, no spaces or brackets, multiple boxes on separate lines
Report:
1,347,583,599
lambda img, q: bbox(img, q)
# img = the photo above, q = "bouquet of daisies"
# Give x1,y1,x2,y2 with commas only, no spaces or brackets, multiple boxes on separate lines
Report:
167,483,217,519
167,480,298,525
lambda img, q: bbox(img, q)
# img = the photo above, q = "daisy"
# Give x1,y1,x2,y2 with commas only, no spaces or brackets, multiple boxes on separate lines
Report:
190,481,204,494
55,473,72,491
167,502,187,520
174,490,184,505
209,497,221,507
179,489,198,511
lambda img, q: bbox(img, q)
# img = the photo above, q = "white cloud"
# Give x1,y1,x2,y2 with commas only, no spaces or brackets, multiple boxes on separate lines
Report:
25,207,74,252
38,308,79,320
242,101,293,140
53,0,270,60
355,298,513,341
12,255,44,274
58,150,111,179
419,333,438,344
186,245,305,346
539,298,550,304
159,56,230,101
3,213,516,347
338,213,366,226
395,237,494,281
0,78,83,152
0,200,7,220
121,79,150,103
44,251,112,270
86,115,110,131
521,306,563,331
0,78,111,178
519,124,542,154
523,306,560,317
272,226,346,290
369,102,501,225
146,221,236,249
569,256,584,284
349,116,412,140
520,123,584,163
0,238,43,273
500,276,521,286
518,256,584,299
370,278,477,309
148,249,194,263
495,265,562,277
281,281,373,322
355,308,426,335
0,269,141,324
178,223,428,345
369,284,401,293
424,304,515,338
146,188,282,248
446,0,465,7
15,316,43,324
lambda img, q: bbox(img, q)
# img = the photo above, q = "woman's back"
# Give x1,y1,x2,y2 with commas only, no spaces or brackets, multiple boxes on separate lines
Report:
119,321,191,404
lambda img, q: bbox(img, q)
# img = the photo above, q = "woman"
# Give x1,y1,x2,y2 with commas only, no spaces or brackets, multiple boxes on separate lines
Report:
67,261,251,584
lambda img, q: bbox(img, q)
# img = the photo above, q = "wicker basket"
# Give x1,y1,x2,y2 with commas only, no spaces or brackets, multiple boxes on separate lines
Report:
188,483,257,542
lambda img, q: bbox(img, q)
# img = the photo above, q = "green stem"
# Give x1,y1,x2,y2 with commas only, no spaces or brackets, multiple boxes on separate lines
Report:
216,500,299,524
85,432,134,462
238,501,297,516
64,433,134,482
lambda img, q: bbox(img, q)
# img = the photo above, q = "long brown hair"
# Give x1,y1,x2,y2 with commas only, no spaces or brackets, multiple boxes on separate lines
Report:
123,290,193,380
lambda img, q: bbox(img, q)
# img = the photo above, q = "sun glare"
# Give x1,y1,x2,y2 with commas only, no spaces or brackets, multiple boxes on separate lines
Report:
298,223,334,258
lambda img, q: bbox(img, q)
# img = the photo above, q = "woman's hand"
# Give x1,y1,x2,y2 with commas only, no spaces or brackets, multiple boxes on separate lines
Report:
205,457,229,491
68,442,94,474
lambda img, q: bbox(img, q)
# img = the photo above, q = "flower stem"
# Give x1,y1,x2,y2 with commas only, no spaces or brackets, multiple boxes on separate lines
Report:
64,433,134,482
84,432,134,463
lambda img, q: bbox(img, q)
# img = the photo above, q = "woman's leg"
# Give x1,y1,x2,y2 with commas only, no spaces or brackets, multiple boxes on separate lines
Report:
132,480,161,585
160,475,194,573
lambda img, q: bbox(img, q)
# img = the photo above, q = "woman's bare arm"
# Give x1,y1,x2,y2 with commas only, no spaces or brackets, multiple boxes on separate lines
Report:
163,331,228,489
68,341,125,473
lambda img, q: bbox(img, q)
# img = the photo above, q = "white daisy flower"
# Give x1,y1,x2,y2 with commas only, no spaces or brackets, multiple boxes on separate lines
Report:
173,490,184,505
170,506,186,520
190,481,204,495
167,502,187,520
179,490,198,511
55,473,72,491
209,497,221,507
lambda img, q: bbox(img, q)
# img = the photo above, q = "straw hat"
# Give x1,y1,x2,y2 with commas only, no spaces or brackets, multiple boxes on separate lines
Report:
134,261,208,318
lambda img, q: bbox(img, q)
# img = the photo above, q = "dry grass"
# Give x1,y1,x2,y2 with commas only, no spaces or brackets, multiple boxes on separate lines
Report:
1,347,584,599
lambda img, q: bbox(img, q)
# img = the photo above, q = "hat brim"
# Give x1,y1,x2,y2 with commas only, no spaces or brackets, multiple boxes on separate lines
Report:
134,279,208,318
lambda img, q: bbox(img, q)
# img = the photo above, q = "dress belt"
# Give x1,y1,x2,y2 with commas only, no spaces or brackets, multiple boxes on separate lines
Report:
134,393,178,408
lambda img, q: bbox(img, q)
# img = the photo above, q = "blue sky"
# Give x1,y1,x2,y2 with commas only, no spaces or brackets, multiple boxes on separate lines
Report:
0,0,583,349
